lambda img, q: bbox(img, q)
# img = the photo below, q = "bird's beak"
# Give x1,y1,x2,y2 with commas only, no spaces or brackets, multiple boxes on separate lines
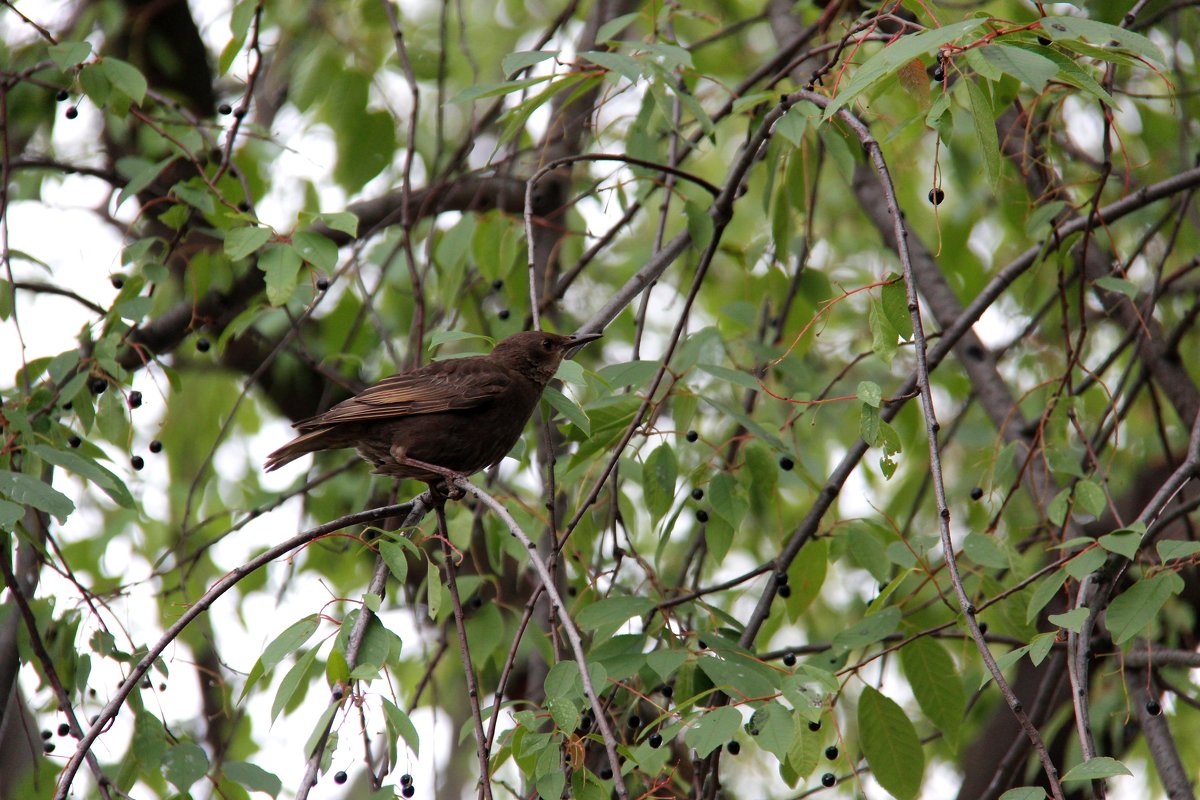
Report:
563,331,602,358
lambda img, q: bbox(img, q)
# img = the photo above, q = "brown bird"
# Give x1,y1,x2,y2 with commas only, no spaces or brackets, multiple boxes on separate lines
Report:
263,330,601,488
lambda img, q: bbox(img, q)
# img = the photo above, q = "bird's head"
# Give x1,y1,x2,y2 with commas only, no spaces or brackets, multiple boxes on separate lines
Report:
491,330,602,385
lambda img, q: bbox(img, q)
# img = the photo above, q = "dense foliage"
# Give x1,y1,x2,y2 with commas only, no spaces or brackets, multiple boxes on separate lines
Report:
2,1,1199,799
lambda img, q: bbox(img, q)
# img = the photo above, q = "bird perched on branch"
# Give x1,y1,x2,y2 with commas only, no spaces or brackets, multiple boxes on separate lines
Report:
264,330,601,491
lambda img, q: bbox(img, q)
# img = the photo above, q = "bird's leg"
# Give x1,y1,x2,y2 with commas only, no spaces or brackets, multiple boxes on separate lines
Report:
388,446,468,499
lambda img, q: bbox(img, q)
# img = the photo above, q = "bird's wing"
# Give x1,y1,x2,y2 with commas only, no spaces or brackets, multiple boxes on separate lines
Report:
294,357,513,428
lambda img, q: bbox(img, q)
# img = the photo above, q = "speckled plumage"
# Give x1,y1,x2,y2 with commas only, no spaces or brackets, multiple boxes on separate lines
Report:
263,331,600,484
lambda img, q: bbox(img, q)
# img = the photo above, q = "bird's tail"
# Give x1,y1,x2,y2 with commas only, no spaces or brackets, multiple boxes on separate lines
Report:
263,429,333,472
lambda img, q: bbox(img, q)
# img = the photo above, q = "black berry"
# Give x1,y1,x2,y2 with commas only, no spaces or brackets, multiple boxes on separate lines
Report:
469,595,483,609
128,391,142,408
1146,700,1162,716
779,456,794,471
44,742,56,753
149,440,163,453
497,309,510,320
691,488,704,501
578,713,592,732
783,653,796,667
648,732,662,748
65,106,78,119
931,64,945,82
627,714,640,729
56,90,69,102
822,772,836,787
233,106,247,119
63,401,73,410
696,509,709,523
978,622,988,635
727,740,741,755
660,685,673,699
41,730,52,740
400,774,413,786
68,436,81,448
334,771,347,785
599,767,613,780
57,723,70,737
491,279,504,290
141,678,151,689
90,378,107,394
928,187,945,205
196,338,211,352
131,456,144,471
970,486,984,500
316,277,330,290
218,103,232,115
685,430,698,442
698,639,708,650
825,745,838,760
808,720,821,732
775,571,789,585
111,276,124,289
401,785,414,798
778,585,792,598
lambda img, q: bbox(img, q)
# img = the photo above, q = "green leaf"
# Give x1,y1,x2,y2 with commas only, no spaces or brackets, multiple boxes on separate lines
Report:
1065,546,1105,579
683,706,742,757
963,531,1009,569
79,63,111,107
979,45,1057,93
826,19,987,117
101,57,148,104
240,616,320,701
378,540,409,584
224,761,282,798
502,50,560,75
642,444,678,522
48,41,93,70
317,211,358,236
29,445,134,508
1095,276,1138,298
999,789,1048,800
1026,570,1068,624
583,50,644,83
1107,573,1183,645
596,12,640,43
272,647,319,721
292,232,338,271
304,702,339,757
1098,528,1141,560
1061,756,1133,782
857,380,882,408
860,403,882,447
963,78,999,187
1074,479,1106,518
1040,17,1165,66
259,244,303,306
881,276,913,340
543,386,591,436
1157,540,1200,563
383,698,421,756
0,470,75,523
163,742,209,792
900,638,965,747
858,685,924,800
577,596,654,635
225,226,272,260
748,701,795,760
832,606,901,651
1048,607,1089,633
450,75,557,103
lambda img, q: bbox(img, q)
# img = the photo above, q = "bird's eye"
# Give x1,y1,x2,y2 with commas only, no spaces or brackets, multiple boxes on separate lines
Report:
542,338,554,350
